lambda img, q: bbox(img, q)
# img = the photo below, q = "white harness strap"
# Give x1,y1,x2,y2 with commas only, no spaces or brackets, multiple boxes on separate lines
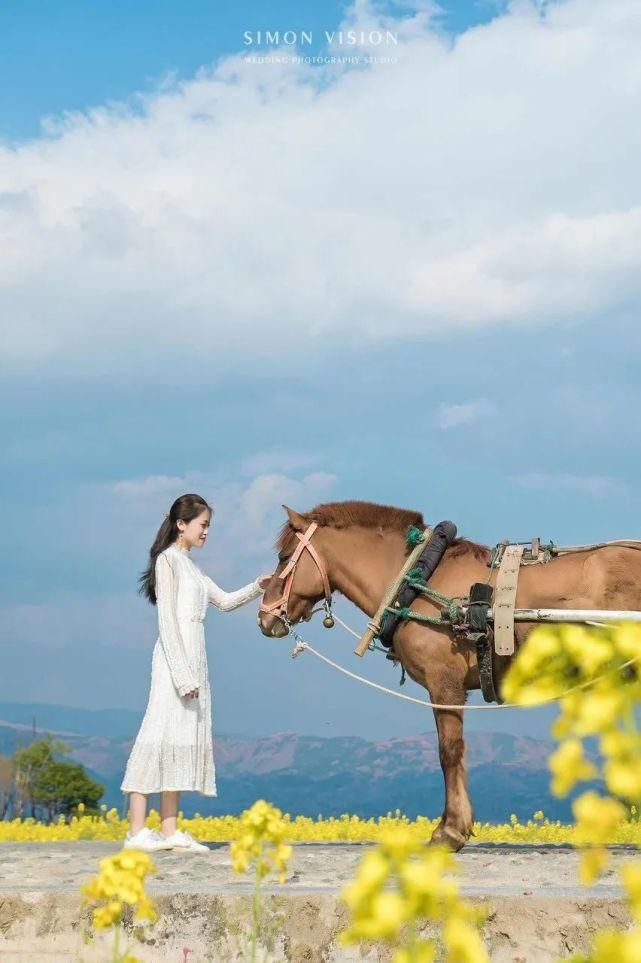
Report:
493,544,525,656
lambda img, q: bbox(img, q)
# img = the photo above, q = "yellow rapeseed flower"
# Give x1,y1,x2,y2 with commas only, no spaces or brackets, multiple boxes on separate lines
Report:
572,791,627,885
442,914,489,963
590,929,641,963
92,899,122,930
339,830,487,959
229,799,292,884
4,806,641,846
621,863,641,924
342,850,389,905
573,792,626,844
578,846,609,886
549,739,597,797
81,848,156,932
612,623,641,662
569,690,623,737
394,944,436,963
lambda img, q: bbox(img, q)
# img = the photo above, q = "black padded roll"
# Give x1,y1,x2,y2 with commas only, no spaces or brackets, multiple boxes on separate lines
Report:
378,520,458,649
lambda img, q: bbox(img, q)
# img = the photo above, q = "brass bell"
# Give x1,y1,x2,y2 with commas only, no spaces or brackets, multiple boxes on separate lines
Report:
323,614,335,628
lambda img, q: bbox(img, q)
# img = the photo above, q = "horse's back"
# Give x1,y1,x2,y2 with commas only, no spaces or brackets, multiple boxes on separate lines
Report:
517,544,641,611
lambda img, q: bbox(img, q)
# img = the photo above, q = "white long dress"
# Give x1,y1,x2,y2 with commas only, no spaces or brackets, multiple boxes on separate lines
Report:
121,542,262,796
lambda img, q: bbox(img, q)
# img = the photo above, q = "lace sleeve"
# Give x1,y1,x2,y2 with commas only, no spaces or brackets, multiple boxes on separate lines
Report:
203,574,263,612
155,553,199,696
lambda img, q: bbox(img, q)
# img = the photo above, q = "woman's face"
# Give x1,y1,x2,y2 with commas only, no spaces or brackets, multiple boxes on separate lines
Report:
179,509,211,549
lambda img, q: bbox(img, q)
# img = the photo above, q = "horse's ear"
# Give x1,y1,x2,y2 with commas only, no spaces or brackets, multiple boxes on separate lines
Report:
282,505,307,531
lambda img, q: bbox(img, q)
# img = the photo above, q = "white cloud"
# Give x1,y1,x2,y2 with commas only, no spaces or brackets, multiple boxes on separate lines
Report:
0,592,143,651
511,471,627,496
106,467,338,566
1,0,640,374
435,398,495,429
240,471,337,530
112,474,189,499
239,449,323,477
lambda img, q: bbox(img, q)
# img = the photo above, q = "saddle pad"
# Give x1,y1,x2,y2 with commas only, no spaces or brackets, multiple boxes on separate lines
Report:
494,544,524,656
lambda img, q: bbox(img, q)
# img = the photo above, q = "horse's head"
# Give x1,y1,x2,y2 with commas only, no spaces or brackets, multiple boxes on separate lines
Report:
258,505,332,638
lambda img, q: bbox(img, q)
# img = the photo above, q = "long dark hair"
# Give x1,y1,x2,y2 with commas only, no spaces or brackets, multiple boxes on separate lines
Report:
138,493,213,604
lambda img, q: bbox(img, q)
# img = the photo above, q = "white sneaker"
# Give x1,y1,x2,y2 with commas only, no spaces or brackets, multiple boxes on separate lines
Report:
161,828,209,852
123,827,175,851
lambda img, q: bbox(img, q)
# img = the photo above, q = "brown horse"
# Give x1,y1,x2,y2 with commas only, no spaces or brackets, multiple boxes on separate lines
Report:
258,499,641,850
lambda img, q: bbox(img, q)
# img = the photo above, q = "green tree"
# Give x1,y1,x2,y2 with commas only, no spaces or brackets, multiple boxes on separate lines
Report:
13,735,104,821
0,754,14,819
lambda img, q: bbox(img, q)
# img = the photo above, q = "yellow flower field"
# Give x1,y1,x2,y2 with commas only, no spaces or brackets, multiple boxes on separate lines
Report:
2,802,641,845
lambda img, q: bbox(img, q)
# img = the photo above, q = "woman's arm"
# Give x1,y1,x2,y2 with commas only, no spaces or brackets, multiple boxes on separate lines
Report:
203,573,263,611
155,553,199,696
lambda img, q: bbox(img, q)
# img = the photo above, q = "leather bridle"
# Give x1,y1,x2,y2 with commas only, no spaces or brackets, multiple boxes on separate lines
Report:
259,521,334,629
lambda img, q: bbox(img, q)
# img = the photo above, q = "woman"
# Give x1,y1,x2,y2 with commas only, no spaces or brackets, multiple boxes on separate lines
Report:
120,493,273,852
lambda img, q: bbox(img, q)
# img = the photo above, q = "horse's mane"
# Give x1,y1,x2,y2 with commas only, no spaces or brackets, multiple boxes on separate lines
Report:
275,500,490,561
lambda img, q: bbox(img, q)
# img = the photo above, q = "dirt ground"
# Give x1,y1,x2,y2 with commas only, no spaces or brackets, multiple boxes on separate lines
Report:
0,841,638,961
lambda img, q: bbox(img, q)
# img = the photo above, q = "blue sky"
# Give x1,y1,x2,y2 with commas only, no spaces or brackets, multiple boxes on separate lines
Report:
1,0,640,744
0,0,499,141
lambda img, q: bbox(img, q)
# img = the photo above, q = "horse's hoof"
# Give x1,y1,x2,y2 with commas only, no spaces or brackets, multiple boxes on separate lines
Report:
429,826,467,852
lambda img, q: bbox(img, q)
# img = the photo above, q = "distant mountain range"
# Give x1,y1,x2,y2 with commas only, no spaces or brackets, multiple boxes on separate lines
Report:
0,701,579,822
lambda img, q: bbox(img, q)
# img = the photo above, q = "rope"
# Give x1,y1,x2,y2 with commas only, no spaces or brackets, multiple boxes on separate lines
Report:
290,637,641,711
330,610,390,651
329,610,362,640
406,525,426,546
385,605,445,626
396,568,469,626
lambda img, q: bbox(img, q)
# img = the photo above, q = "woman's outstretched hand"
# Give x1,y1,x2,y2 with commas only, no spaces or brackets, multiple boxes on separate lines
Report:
257,572,275,590
184,687,199,699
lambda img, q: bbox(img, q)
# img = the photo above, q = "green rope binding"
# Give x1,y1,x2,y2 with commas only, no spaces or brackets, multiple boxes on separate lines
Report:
405,573,465,603
406,566,424,581
384,605,445,626
405,525,425,546
384,598,466,626
397,569,469,624
391,527,469,626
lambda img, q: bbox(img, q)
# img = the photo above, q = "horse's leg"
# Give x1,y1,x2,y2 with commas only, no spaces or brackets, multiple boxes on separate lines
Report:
428,682,473,852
